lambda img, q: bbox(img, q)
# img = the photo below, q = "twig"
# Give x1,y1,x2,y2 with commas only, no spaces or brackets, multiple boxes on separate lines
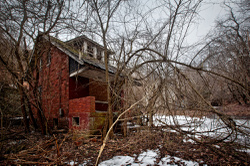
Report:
53,134,60,158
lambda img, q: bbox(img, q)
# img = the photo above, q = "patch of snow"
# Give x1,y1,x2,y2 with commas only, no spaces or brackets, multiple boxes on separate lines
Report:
162,128,177,132
69,160,89,166
99,149,200,166
153,115,250,145
99,156,134,166
236,149,250,154
8,141,17,145
183,139,195,143
68,161,78,165
159,156,200,166
213,145,220,148
137,150,158,165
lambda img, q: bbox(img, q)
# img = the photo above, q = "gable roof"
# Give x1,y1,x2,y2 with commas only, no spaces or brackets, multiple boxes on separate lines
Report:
66,35,104,49
42,34,116,74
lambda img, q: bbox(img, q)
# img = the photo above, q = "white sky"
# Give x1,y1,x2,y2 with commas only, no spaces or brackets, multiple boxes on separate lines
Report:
61,0,231,46
187,0,228,43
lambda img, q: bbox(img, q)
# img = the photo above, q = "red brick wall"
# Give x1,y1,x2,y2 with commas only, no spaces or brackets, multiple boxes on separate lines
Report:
39,46,69,129
68,96,95,130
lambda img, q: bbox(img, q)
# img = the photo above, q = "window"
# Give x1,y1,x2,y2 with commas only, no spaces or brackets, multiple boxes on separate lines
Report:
53,118,58,129
47,51,51,66
97,50,102,60
72,117,80,126
59,108,64,117
87,45,93,57
39,58,43,70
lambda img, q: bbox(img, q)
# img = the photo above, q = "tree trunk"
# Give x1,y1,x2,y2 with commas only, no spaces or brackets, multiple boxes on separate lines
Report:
24,93,38,130
104,47,114,139
123,79,128,136
19,84,30,133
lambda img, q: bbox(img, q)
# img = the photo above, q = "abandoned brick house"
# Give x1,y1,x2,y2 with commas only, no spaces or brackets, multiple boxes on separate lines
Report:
32,34,120,133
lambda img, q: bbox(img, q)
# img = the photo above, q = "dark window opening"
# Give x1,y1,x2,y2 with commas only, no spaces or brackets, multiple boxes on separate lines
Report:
97,50,102,60
53,118,58,129
72,117,80,126
59,108,64,117
87,45,93,57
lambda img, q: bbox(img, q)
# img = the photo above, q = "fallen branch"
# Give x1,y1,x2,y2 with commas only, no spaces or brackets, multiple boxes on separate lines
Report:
95,97,145,166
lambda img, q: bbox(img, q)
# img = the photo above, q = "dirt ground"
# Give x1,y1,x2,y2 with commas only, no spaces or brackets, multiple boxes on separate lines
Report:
1,126,249,165
220,103,250,118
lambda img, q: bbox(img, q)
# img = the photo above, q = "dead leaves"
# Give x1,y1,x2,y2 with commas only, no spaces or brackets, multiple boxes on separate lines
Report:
1,129,249,165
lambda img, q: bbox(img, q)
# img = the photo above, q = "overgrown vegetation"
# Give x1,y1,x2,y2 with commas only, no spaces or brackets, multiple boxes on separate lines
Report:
0,0,249,165
0,128,249,165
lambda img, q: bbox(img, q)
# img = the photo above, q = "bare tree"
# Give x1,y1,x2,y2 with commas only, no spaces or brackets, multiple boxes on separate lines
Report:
198,0,250,105
0,0,69,134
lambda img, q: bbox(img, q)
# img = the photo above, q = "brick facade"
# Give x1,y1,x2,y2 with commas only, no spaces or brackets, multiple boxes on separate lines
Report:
32,35,119,132
36,45,109,131
39,46,69,129
68,96,95,130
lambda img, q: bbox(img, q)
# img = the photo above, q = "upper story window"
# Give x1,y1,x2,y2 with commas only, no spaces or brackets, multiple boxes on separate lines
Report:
97,50,102,61
39,58,43,71
87,45,93,57
47,51,51,66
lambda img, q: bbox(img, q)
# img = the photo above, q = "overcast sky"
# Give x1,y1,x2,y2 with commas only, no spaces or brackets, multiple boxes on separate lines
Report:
62,0,232,45
187,0,229,43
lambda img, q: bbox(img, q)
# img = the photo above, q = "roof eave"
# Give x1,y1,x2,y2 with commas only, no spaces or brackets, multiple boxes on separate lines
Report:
43,35,84,65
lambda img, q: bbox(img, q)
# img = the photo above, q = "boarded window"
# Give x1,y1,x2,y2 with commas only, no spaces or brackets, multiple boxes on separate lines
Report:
72,117,80,126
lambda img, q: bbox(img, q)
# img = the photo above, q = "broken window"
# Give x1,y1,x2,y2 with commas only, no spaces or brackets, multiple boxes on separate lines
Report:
72,117,80,126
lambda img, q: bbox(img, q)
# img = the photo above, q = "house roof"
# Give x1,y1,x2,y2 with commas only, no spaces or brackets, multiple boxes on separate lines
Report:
42,34,116,74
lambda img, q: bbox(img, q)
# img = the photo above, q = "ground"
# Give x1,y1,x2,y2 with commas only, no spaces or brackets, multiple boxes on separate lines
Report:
1,103,249,165
1,126,249,165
